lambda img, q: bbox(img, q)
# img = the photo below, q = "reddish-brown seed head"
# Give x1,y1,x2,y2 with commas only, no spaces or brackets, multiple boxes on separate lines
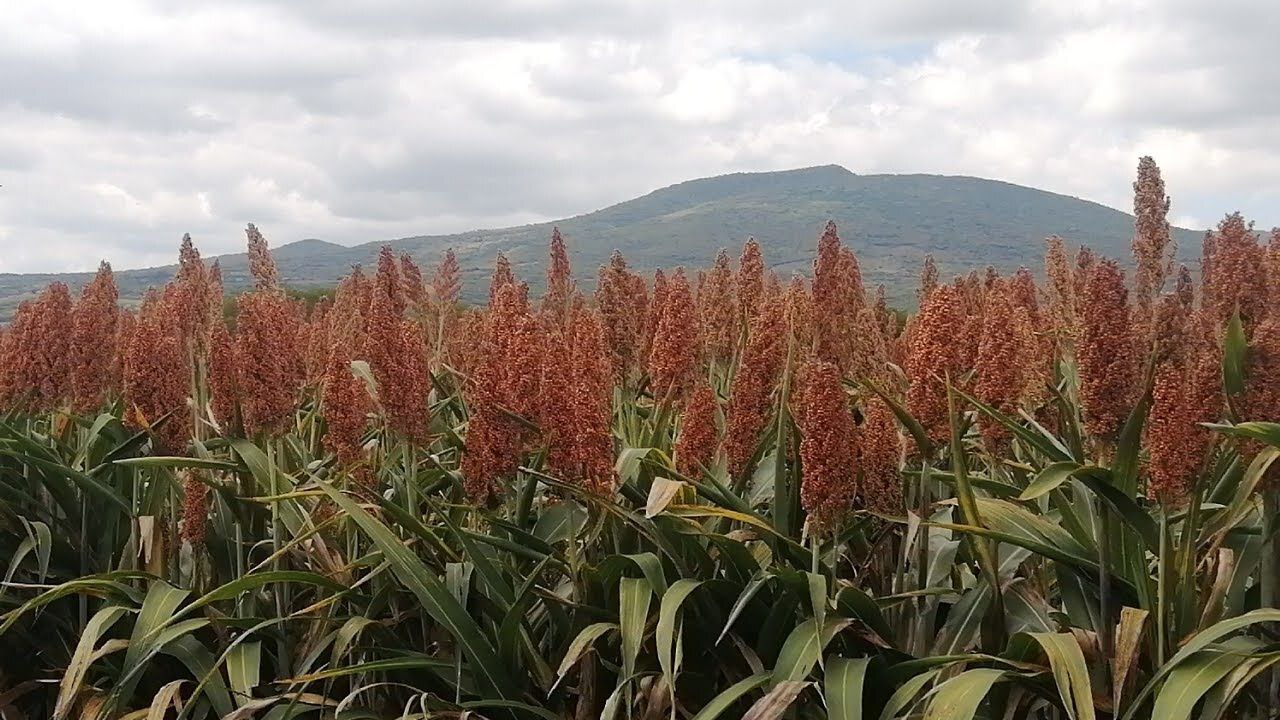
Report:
675,382,719,478
859,397,903,515
374,246,407,318
648,268,702,401
461,283,540,504
1245,316,1280,425
596,250,645,379
235,288,302,438
974,280,1032,450
246,223,279,291
365,273,431,442
543,227,574,325
918,254,939,305
30,283,76,411
70,262,121,411
1076,259,1139,440
1206,212,1267,333
1146,321,1219,507
723,301,787,476
180,471,210,547
322,350,372,474
489,253,516,307
642,268,669,363
433,248,462,307
905,284,966,445
123,291,189,453
798,359,859,532
1132,156,1174,329
699,248,738,363
207,321,240,432
172,234,220,357
737,237,765,325
1044,235,1074,343
400,253,426,312
566,307,618,494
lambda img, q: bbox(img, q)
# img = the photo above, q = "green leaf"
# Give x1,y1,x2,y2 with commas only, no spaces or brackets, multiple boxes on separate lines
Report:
554,623,618,687
877,669,942,720
1020,462,1094,501
1122,608,1280,720
1023,632,1095,720
532,500,587,543
54,606,128,720
824,657,870,720
314,479,518,701
620,577,653,685
159,634,235,719
183,571,346,614
1223,311,1246,396
226,642,262,708
1150,648,1249,720
770,618,853,688
922,668,1007,720
657,579,704,716
690,672,772,720
719,575,772,645
287,657,455,683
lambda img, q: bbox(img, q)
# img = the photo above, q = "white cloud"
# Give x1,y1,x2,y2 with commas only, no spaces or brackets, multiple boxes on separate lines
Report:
0,0,1276,272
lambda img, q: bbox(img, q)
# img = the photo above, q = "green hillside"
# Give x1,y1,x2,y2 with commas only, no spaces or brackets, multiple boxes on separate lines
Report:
0,165,1203,316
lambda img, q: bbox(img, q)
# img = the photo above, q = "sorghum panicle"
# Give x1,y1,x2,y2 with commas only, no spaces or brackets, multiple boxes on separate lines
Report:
859,397,904,515
918,254,939,304
123,291,189,453
1132,156,1174,335
208,321,240,431
566,307,617,495
724,301,786,476
542,228,574,325
180,470,209,547
246,223,279,291
1206,212,1267,333
375,246,407,318
596,250,644,379
648,268,701,401
699,249,738,363
1044,235,1074,343
1146,293,1221,506
489,253,516,307
1076,259,1139,440
675,382,719,478
322,350,372,484
70,262,120,411
798,359,859,532
737,237,765,326
974,280,1031,450
905,284,966,445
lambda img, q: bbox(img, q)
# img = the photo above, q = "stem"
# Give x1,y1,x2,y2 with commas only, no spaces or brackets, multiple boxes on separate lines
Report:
1156,506,1169,667
268,440,290,675
1176,493,1202,639
914,459,931,655
1264,489,1279,703
1098,503,1113,661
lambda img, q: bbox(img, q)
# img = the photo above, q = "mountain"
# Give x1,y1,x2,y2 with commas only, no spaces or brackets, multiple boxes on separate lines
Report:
0,165,1203,317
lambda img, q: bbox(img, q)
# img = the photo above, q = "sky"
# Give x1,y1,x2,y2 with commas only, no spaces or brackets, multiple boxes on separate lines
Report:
0,0,1277,273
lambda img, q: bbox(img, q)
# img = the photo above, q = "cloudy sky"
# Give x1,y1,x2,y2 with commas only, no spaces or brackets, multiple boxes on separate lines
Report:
0,0,1276,273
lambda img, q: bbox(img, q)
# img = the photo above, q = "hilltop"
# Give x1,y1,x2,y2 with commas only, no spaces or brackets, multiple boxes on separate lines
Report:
0,165,1203,316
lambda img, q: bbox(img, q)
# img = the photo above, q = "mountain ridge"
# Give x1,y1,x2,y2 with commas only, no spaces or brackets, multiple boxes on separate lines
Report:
0,165,1203,316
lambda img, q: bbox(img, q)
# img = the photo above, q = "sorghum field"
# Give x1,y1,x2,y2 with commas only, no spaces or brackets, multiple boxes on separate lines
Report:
2,158,1279,720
